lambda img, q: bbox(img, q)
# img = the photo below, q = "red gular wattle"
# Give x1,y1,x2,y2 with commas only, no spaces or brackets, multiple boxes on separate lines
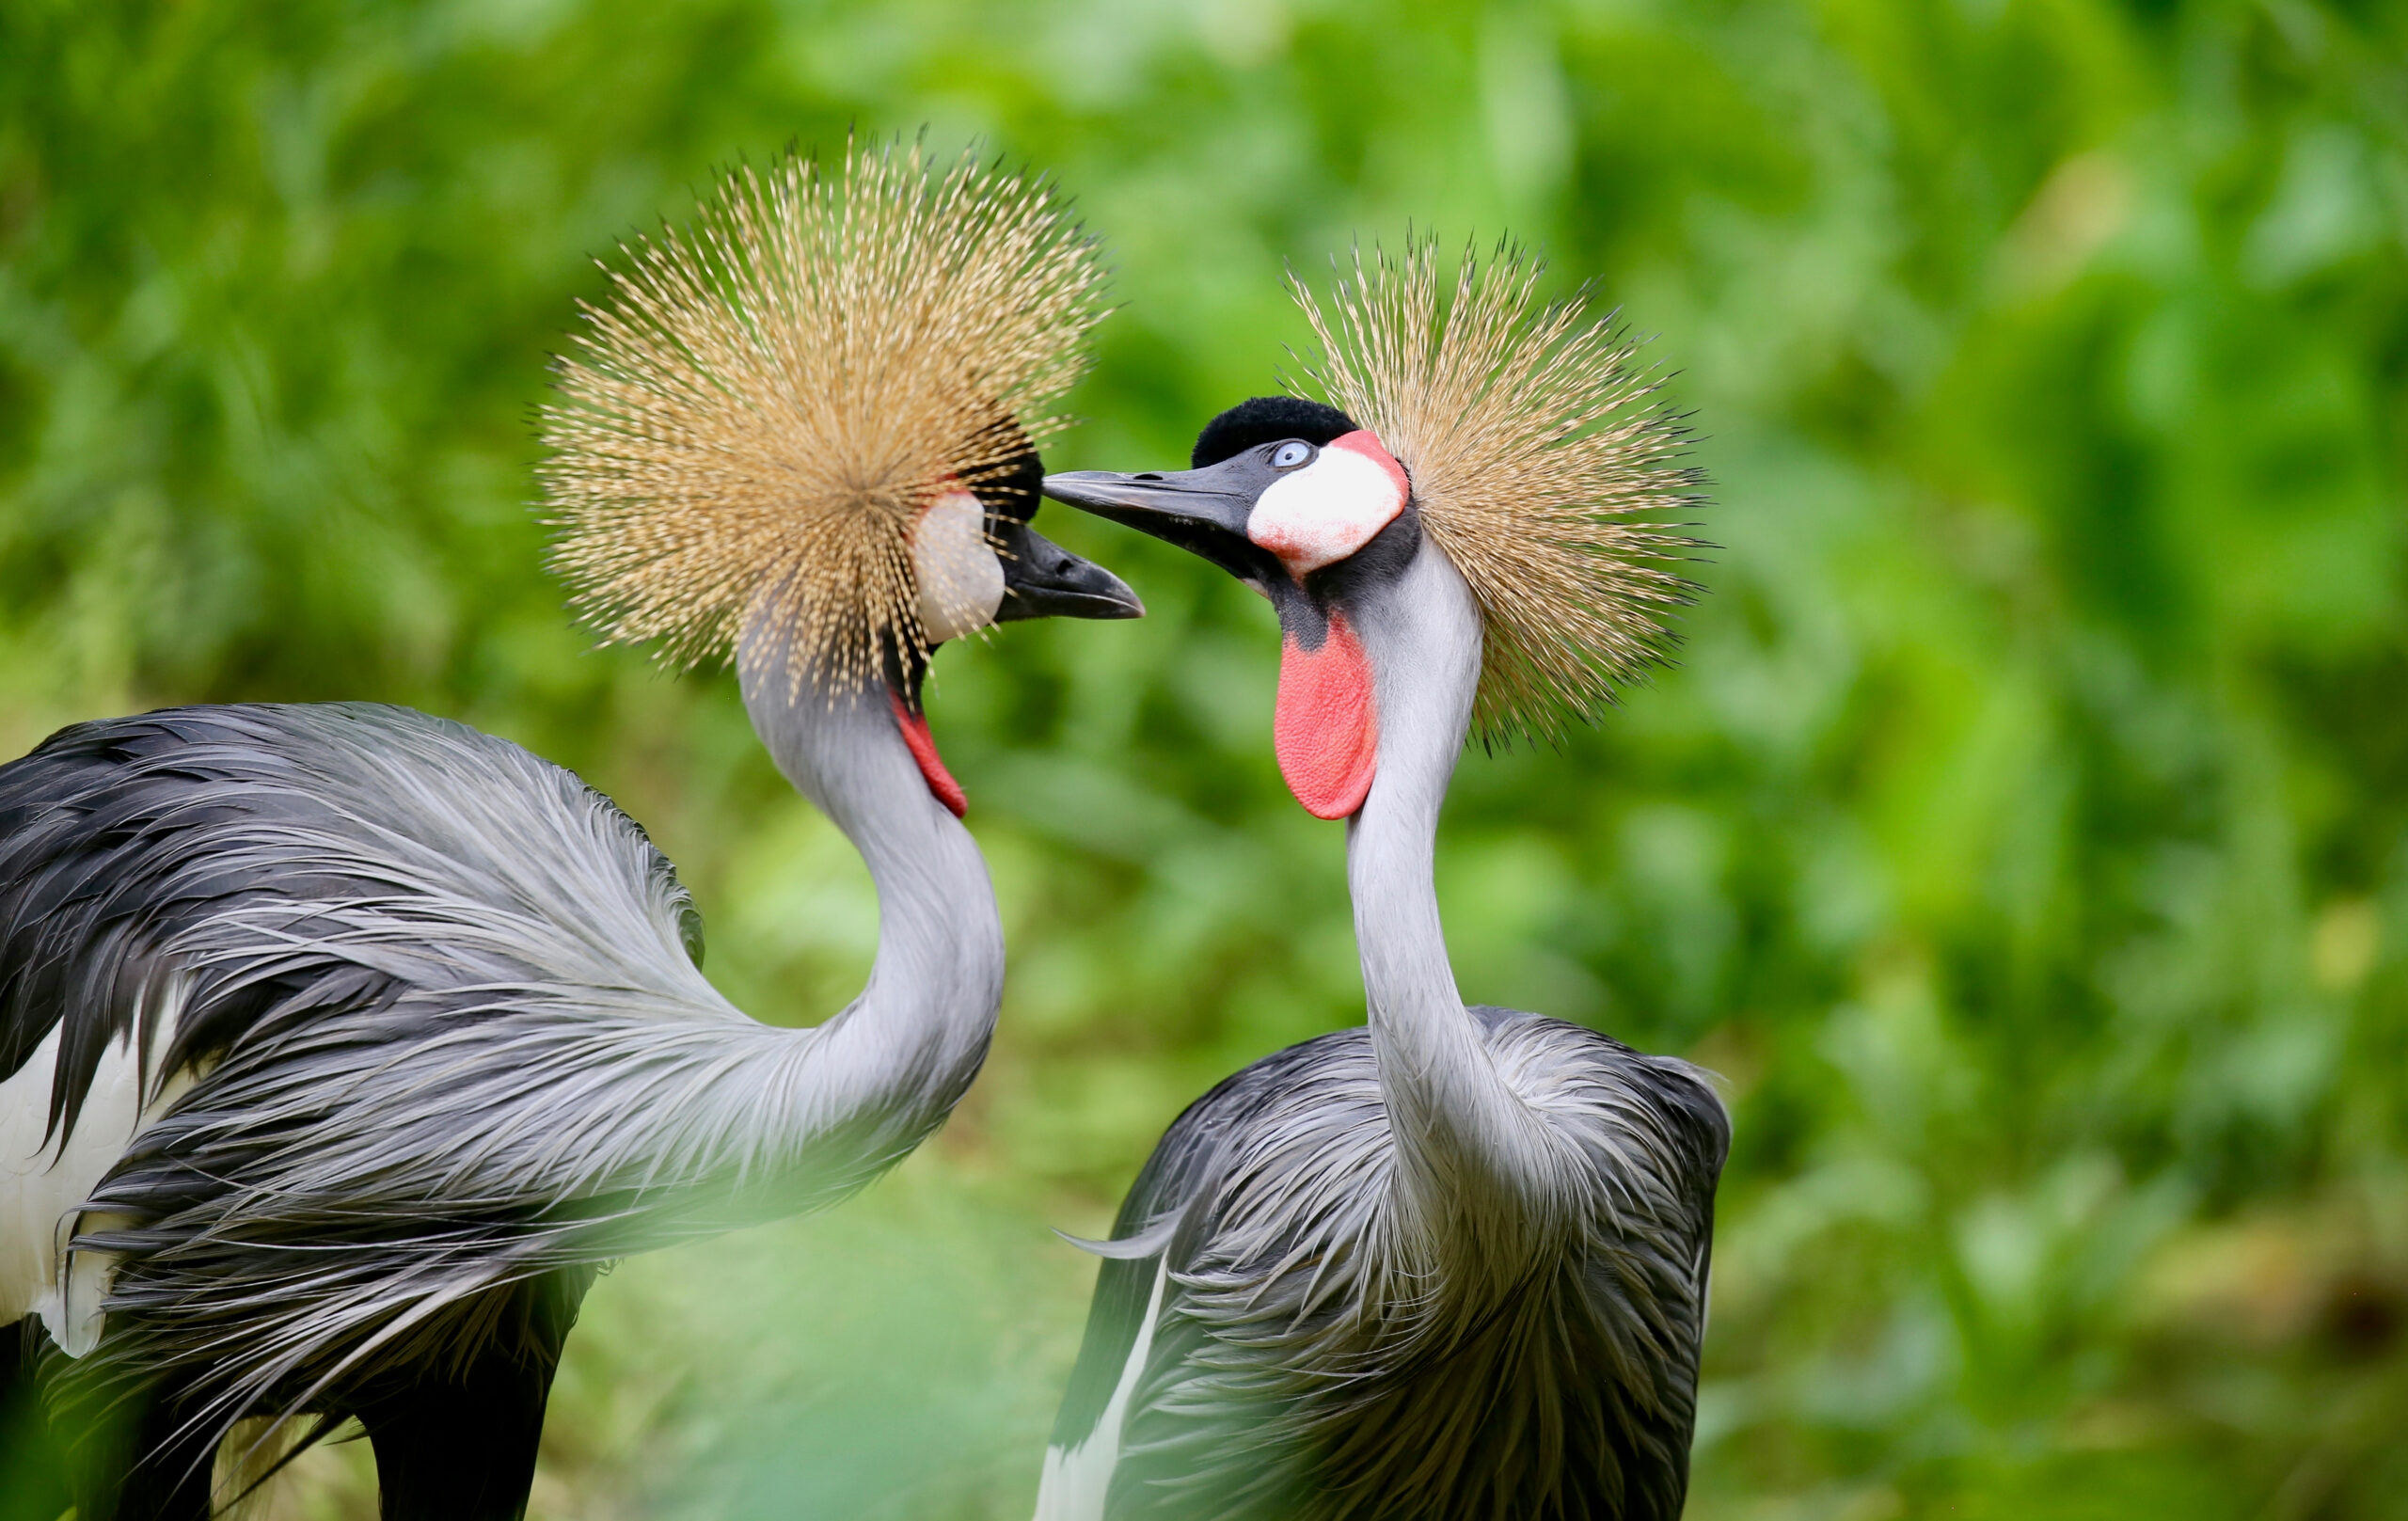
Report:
1273,612,1379,819
888,690,968,818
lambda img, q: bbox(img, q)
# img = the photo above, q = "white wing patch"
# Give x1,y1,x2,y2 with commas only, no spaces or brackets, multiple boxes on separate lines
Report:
0,977,197,1354
1032,1256,1169,1521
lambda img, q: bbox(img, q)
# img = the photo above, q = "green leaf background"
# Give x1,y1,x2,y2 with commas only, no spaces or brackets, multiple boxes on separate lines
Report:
2,1,2404,1515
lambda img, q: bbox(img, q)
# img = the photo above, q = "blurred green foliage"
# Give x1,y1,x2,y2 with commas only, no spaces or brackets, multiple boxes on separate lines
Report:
3,0,2406,1516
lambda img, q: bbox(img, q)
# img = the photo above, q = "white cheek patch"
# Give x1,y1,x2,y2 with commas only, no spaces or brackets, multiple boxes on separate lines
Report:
911,488,1005,642
1245,432,1408,577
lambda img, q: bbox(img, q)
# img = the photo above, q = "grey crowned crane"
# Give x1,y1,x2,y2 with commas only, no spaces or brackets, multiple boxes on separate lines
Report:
1033,246,1729,1521
0,142,1132,1520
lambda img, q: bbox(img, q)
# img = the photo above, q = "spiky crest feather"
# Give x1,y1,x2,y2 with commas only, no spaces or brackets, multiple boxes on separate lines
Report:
1290,241,1701,743
541,137,1106,691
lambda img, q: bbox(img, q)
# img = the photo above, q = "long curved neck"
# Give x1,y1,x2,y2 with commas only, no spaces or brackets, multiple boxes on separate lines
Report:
1346,543,1559,1261
737,624,1005,1170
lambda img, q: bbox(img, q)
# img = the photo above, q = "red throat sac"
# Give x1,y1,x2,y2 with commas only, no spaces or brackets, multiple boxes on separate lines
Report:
1274,613,1379,819
888,690,968,818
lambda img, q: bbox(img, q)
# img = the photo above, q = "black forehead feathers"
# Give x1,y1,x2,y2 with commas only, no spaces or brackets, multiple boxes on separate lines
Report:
1191,396,1358,468
972,443,1044,526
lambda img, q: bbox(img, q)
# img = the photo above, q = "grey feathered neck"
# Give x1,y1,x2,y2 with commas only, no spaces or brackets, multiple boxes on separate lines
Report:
1346,535,1570,1274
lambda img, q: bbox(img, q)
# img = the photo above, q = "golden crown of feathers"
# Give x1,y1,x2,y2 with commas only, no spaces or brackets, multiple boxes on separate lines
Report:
541,138,1106,690
1290,241,1702,744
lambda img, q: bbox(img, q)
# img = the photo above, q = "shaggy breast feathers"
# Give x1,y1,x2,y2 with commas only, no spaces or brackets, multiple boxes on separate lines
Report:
1067,1013,1724,1521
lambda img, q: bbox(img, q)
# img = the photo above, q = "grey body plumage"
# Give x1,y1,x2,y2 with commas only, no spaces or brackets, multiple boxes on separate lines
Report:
0,702,925,1444
1051,1015,1722,1520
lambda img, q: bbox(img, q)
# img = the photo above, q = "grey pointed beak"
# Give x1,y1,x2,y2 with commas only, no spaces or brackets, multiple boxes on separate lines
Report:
1042,458,1273,583
1042,467,1254,539
994,523,1144,622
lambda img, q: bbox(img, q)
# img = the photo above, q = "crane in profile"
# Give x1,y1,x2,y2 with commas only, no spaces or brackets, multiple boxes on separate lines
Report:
1035,244,1728,1521
0,139,1135,1521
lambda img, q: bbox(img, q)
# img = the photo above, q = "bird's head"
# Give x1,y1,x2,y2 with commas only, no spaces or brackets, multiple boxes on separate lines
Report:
1045,244,1701,821
1044,396,1410,819
540,138,1138,819
876,438,1141,815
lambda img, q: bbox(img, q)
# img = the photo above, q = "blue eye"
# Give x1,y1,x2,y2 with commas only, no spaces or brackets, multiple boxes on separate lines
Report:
1271,441,1313,468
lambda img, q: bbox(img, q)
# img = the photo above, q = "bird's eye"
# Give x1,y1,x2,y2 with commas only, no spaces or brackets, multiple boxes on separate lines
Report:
1271,441,1314,469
